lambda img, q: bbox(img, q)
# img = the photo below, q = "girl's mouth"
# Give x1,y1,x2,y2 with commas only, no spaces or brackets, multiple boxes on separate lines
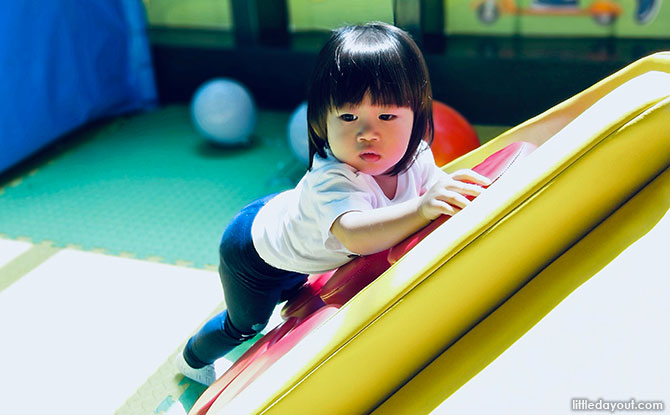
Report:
360,152,381,162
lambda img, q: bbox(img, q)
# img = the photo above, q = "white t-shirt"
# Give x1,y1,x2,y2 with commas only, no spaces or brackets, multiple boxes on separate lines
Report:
251,141,445,274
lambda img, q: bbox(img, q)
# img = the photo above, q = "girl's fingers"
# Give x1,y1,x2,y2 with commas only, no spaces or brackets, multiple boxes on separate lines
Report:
437,192,470,209
450,169,492,186
443,181,484,197
433,200,459,216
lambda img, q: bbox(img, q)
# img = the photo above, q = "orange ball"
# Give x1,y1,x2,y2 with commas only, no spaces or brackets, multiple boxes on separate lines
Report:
430,100,480,167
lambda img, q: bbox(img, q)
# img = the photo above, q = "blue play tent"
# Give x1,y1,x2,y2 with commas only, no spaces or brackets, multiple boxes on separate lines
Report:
0,0,156,174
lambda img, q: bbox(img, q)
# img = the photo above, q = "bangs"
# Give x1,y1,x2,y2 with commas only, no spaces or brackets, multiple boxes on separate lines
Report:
326,30,421,111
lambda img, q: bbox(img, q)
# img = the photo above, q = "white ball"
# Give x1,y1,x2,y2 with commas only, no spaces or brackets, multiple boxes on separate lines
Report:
191,78,256,145
287,101,309,165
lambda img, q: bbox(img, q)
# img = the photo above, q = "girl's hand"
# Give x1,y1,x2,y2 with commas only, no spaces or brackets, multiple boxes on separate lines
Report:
418,169,492,221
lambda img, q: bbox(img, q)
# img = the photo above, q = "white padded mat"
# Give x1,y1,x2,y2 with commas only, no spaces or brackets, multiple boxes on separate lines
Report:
0,249,222,415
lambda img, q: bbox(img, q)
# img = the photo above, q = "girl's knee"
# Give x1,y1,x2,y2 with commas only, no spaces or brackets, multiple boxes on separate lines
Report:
223,313,266,343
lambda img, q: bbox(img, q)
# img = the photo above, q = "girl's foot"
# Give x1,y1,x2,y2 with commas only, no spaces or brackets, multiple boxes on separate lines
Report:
175,351,234,386
175,351,217,386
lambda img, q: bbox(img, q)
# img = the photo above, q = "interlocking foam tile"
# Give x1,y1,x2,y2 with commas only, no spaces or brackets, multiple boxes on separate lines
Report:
0,238,31,268
0,106,301,269
117,297,287,415
0,249,222,415
117,349,208,415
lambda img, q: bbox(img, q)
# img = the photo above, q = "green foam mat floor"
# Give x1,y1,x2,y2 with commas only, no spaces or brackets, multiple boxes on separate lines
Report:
0,105,303,269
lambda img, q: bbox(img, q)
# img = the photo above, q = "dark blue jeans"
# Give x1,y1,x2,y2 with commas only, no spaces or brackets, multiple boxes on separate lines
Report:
184,194,307,368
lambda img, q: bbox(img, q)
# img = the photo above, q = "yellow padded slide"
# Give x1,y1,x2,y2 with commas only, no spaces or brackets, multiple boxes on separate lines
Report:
372,167,670,414
210,53,670,415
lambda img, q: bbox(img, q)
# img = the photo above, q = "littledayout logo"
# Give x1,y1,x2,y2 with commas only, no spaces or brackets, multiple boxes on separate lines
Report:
571,397,664,412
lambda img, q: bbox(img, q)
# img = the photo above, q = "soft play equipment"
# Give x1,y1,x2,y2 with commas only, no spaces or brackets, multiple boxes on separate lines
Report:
190,140,537,415
287,101,310,165
191,52,670,414
191,78,257,146
0,1,156,174
431,100,480,167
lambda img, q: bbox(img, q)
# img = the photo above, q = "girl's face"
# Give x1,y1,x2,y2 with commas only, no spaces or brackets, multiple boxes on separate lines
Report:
325,92,414,177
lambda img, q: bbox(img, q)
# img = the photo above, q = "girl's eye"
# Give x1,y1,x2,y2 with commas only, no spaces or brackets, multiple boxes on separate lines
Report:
379,114,396,121
340,114,357,122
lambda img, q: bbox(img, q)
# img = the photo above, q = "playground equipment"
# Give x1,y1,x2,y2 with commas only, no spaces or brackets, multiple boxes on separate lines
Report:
192,52,670,414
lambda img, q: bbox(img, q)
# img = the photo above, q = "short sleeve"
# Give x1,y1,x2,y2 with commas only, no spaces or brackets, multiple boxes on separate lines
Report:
308,168,373,251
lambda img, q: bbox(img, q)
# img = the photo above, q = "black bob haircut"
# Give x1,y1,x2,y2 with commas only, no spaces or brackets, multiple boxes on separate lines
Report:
307,22,433,176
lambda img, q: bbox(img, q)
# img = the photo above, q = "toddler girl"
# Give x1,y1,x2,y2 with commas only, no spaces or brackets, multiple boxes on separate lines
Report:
177,22,490,385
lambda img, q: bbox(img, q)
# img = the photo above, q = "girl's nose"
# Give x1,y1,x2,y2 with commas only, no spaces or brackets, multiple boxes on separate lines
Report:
356,124,379,142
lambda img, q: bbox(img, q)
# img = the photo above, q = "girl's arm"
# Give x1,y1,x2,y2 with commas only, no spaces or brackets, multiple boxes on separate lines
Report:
331,170,490,256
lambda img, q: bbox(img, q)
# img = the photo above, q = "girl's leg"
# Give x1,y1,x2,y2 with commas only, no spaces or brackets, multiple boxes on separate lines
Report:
184,263,305,368
183,195,307,369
